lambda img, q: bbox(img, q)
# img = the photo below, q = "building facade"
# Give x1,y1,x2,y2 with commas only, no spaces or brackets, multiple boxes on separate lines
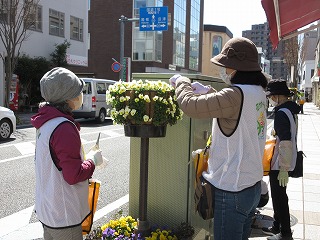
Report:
300,31,317,101
201,25,232,77
0,0,89,106
71,0,204,81
242,22,288,80
311,21,320,107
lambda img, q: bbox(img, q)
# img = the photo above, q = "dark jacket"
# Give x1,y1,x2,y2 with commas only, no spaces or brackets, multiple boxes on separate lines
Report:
274,101,301,141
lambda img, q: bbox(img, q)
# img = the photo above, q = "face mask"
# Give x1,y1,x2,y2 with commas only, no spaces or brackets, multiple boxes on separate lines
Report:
68,92,83,110
269,97,278,107
219,68,235,85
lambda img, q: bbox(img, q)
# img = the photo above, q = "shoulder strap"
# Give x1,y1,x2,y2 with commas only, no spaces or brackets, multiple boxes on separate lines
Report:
278,108,297,150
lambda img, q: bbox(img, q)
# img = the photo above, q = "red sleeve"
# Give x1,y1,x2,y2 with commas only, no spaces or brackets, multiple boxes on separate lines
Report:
50,121,95,185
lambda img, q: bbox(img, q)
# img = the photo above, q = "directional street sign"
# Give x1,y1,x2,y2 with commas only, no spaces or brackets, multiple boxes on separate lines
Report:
139,6,168,31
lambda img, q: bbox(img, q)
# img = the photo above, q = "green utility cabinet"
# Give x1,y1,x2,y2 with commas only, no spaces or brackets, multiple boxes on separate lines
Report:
128,73,226,239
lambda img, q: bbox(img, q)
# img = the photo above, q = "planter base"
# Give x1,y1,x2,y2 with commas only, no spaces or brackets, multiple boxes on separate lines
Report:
124,124,167,138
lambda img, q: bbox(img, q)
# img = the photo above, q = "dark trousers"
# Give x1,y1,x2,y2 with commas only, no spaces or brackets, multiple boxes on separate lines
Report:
300,104,304,114
269,170,292,237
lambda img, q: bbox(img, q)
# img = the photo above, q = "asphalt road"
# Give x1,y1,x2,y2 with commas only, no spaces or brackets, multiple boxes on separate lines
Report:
0,118,130,239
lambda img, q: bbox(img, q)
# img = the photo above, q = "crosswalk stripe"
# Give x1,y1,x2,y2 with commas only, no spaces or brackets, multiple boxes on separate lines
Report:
0,195,129,239
14,142,35,155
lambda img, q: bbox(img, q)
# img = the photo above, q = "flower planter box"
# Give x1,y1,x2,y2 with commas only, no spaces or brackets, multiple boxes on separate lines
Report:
106,80,183,127
124,124,167,138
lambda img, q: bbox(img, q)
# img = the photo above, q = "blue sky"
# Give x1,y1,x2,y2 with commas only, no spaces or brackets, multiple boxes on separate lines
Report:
203,0,268,37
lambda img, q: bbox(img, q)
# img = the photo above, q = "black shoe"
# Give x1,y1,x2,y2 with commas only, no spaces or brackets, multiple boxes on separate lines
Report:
267,233,293,240
262,226,280,236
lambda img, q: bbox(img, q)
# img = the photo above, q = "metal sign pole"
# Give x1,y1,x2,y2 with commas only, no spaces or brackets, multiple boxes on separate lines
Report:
118,16,138,81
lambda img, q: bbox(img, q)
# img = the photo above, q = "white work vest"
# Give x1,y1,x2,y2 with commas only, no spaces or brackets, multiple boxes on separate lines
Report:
271,108,297,171
35,117,89,228
203,85,266,192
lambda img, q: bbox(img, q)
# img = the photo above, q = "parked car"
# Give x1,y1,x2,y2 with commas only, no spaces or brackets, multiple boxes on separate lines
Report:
0,106,16,140
72,78,116,123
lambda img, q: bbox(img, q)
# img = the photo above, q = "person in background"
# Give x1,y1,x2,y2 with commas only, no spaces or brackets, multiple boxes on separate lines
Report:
170,37,268,240
298,95,305,114
262,79,300,240
31,67,103,240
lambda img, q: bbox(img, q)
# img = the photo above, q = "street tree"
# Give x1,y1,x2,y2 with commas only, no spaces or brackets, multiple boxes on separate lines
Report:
0,0,40,107
50,39,71,67
283,36,301,89
15,54,50,108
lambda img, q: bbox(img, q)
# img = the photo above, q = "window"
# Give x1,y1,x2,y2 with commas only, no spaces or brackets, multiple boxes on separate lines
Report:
212,36,222,57
70,16,83,41
173,0,186,67
0,0,10,24
189,0,200,70
83,82,92,94
132,0,163,61
49,8,64,37
26,4,42,31
96,83,106,94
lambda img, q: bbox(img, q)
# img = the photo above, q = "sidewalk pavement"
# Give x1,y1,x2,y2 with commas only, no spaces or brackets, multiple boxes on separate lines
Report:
249,102,320,240
15,112,34,128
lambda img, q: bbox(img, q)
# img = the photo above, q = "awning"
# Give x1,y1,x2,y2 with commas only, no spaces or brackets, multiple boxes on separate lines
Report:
261,0,320,48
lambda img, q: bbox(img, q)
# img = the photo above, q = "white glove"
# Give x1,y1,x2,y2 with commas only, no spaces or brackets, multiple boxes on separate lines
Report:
169,74,182,87
86,149,103,166
192,149,203,160
191,82,210,94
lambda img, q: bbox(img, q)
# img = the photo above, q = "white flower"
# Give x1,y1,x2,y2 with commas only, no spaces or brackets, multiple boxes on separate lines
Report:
143,115,149,122
120,96,126,102
119,109,125,115
125,106,130,114
144,95,150,102
131,109,137,116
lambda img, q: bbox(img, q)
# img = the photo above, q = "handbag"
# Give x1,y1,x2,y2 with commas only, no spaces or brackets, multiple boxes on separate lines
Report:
262,137,276,176
82,179,101,235
193,135,214,220
289,151,305,178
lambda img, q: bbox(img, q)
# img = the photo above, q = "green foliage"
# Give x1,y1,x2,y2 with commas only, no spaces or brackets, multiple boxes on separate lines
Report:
15,54,51,106
50,39,71,67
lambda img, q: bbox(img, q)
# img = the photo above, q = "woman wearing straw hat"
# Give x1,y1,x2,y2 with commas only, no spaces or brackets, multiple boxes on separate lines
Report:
170,37,268,240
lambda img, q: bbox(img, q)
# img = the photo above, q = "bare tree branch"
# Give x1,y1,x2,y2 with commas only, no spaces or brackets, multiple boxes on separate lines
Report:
0,0,40,107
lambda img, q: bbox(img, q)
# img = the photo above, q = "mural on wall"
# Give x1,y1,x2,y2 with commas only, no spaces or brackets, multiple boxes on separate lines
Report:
212,35,222,57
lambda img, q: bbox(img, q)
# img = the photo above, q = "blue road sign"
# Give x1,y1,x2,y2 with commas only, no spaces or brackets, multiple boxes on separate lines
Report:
139,6,168,31
111,62,121,72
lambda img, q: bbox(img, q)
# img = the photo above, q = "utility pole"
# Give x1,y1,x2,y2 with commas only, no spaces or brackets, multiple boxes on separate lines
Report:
119,15,138,81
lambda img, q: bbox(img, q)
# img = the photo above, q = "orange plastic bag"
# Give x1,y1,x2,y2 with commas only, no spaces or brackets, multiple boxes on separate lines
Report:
194,148,209,179
263,137,276,176
82,179,101,235
193,135,211,179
